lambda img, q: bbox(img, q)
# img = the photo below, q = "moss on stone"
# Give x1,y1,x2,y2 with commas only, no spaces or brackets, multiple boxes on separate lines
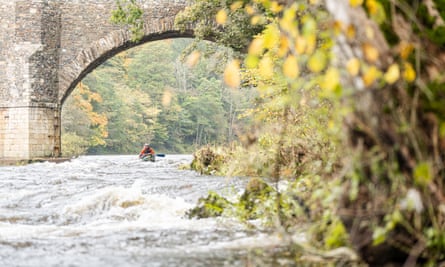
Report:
237,177,274,220
190,145,227,175
186,191,232,219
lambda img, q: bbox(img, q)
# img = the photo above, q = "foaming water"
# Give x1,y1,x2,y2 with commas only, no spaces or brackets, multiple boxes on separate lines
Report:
0,155,292,267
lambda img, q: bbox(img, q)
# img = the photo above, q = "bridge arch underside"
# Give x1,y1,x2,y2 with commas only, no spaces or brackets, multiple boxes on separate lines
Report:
60,29,194,105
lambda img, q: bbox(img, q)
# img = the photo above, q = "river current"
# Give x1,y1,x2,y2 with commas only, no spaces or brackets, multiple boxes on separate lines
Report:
0,155,294,267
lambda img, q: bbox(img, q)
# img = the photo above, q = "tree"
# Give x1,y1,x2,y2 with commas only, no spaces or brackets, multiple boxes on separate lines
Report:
322,1,445,265
174,0,267,53
176,0,445,264
62,37,253,154
61,82,108,156
112,0,445,264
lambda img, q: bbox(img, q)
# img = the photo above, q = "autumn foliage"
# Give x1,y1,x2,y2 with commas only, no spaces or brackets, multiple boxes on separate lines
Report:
113,0,445,265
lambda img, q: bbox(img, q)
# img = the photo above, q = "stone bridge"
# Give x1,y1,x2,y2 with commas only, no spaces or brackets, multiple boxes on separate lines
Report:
0,0,192,163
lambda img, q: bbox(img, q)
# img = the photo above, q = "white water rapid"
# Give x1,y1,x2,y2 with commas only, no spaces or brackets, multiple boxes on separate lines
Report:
0,155,294,267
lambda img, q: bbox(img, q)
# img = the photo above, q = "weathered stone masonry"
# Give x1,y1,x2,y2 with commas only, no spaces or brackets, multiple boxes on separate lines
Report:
0,0,191,162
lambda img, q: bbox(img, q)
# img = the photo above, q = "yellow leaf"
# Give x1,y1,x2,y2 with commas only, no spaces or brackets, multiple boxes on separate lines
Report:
249,38,264,56
307,50,327,73
162,89,172,107
259,55,274,79
224,60,241,88
366,0,386,24
322,68,340,91
384,63,400,84
349,0,364,7
300,96,307,106
280,8,297,36
263,24,280,50
270,1,283,13
186,51,201,67
230,1,243,11
363,43,379,63
282,6,296,23
245,55,259,69
216,9,227,25
365,26,374,39
278,35,289,57
333,20,343,36
283,55,299,79
346,24,356,40
305,34,317,54
347,58,360,76
295,35,306,54
400,42,414,59
362,65,380,87
251,15,262,25
366,0,377,13
403,62,416,82
245,5,255,15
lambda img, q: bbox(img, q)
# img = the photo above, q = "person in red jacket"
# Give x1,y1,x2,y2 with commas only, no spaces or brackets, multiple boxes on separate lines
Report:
139,143,155,161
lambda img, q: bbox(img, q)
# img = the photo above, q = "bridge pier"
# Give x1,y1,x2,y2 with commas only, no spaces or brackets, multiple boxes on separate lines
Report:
0,103,60,163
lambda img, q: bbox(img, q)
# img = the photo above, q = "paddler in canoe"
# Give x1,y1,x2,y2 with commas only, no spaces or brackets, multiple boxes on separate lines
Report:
139,143,156,162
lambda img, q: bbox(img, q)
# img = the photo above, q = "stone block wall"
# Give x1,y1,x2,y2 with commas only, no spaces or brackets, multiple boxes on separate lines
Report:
0,1,15,106
0,109,5,159
28,104,59,158
1,107,30,159
0,105,58,160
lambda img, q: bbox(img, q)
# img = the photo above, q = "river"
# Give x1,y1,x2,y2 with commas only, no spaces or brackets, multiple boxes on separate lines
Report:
0,155,297,267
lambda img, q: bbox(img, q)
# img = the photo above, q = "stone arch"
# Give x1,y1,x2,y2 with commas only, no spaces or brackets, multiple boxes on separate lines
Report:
59,19,193,104
0,0,199,161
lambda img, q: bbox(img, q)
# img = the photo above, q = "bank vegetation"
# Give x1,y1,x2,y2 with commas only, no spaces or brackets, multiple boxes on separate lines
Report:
107,0,445,266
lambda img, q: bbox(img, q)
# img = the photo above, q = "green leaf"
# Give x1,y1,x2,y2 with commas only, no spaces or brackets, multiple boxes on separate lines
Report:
302,16,317,36
414,162,433,186
440,122,445,138
372,226,387,246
